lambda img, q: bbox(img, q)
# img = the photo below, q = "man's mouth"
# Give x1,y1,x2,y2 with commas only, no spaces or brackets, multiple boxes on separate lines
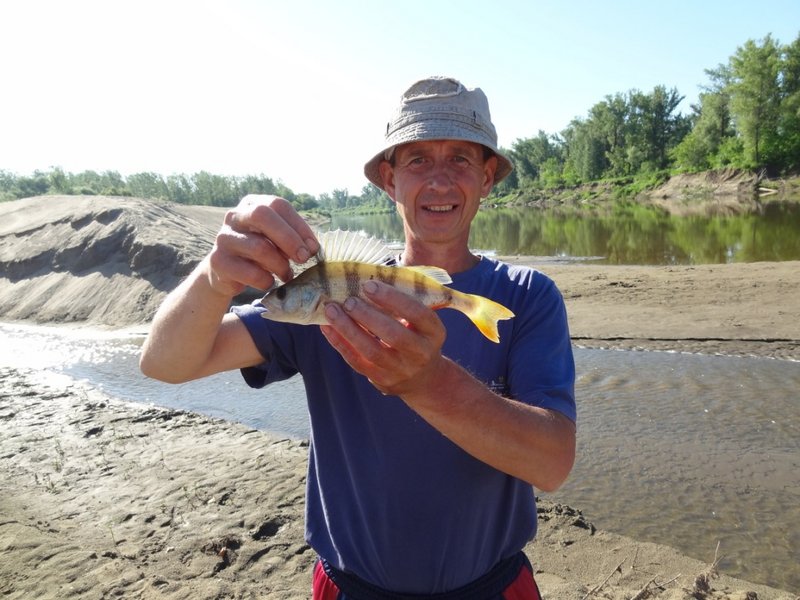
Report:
424,205,456,212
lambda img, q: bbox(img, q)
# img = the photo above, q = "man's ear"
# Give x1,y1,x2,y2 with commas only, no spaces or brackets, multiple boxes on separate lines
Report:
378,160,397,201
481,155,498,198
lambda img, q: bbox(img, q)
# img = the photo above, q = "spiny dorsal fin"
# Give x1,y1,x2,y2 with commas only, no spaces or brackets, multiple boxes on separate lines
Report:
317,229,394,264
406,265,452,285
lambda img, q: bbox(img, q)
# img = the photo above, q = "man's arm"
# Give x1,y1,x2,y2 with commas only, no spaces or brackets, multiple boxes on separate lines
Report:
319,279,576,491
139,195,319,383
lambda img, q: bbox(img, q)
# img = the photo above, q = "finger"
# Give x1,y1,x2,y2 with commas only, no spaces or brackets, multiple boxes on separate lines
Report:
230,195,319,263
207,249,277,293
265,196,320,256
324,301,393,358
319,318,383,375
338,295,415,353
214,224,293,283
360,280,445,343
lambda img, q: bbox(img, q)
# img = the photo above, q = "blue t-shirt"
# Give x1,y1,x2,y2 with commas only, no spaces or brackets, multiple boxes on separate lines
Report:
232,257,575,594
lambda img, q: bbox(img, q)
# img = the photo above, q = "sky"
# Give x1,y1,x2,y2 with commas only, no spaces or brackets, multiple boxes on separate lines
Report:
1,0,798,196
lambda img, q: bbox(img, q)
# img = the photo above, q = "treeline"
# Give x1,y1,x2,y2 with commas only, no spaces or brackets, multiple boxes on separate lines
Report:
2,33,797,209
497,32,800,195
0,168,322,210
0,167,390,213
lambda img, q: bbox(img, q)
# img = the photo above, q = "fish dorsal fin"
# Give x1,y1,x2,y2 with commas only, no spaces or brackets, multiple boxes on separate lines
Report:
317,229,394,265
406,265,452,285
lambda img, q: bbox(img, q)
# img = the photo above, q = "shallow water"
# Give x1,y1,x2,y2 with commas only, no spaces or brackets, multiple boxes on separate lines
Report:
1,323,798,591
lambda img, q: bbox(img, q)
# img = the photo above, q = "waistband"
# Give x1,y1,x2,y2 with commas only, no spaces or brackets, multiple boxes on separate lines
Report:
320,551,530,600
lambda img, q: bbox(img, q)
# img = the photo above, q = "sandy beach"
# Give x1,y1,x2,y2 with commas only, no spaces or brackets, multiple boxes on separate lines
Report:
1,195,798,599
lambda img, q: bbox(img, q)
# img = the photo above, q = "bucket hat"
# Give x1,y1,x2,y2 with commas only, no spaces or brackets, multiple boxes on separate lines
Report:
364,76,513,190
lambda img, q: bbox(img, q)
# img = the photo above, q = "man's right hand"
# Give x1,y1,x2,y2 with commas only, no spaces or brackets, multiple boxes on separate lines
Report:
140,195,318,383
206,194,320,297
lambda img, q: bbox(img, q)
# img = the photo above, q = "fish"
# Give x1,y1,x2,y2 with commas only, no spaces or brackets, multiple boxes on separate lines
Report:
259,230,515,343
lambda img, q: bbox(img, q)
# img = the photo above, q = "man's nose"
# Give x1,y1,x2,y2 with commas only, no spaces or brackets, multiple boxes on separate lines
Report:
426,161,453,192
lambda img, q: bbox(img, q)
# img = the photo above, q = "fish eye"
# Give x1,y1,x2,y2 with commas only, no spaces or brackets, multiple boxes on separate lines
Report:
276,287,287,300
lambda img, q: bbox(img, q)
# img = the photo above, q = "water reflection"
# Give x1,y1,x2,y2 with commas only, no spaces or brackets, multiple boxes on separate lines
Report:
331,200,800,265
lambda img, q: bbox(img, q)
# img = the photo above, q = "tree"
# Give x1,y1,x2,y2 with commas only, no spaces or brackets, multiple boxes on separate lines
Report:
508,131,562,185
589,93,629,177
776,33,800,172
127,172,169,200
728,35,783,169
562,117,607,182
192,171,235,206
628,86,688,172
48,167,69,193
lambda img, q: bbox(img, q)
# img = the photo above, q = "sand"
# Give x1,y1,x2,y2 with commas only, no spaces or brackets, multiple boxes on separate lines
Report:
1,195,798,599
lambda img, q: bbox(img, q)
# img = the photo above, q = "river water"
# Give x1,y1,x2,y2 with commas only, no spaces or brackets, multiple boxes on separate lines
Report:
1,323,797,591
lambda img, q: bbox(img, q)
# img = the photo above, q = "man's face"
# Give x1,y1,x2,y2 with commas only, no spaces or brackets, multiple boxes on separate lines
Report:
378,140,497,247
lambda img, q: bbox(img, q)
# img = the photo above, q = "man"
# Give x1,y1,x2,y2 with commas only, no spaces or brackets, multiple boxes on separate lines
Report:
140,76,576,599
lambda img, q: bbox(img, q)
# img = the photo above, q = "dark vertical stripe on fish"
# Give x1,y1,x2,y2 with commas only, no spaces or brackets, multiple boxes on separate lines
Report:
413,271,428,299
377,265,397,287
317,261,331,298
345,263,361,298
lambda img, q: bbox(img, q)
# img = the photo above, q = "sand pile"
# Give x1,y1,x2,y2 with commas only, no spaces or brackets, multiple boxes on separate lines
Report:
0,195,220,326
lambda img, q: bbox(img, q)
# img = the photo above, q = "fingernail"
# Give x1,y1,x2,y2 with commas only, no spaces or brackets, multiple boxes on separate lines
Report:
363,280,378,295
343,297,357,312
297,247,311,263
324,303,339,320
305,237,320,254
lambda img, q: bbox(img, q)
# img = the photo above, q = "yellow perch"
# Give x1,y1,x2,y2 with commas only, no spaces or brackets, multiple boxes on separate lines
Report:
259,230,514,343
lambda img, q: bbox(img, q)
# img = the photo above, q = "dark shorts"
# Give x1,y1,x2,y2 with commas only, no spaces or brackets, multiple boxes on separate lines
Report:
312,552,542,600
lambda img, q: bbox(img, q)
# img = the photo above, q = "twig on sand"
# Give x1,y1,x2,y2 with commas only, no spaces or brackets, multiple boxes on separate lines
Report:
630,574,682,600
581,552,683,600
690,541,723,600
630,577,658,600
581,558,626,600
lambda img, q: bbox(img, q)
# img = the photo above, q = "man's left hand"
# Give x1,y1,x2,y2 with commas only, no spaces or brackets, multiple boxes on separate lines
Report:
319,280,446,397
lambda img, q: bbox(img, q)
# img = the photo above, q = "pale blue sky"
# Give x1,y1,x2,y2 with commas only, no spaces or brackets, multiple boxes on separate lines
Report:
1,0,797,195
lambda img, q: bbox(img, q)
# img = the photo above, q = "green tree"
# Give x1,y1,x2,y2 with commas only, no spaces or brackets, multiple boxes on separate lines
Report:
672,90,734,171
507,131,562,185
166,174,193,204
590,93,629,177
191,171,235,206
127,172,169,200
48,167,69,193
776,33,800,172
627,86,688,172
562,117,607,182
728,35,783,169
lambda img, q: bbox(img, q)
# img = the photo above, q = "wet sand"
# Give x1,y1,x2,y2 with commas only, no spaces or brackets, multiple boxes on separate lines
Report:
1,195,799,598
2,366,797,600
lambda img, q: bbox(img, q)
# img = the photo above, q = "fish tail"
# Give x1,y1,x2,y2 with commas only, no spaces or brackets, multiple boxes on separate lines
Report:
451,292,515,343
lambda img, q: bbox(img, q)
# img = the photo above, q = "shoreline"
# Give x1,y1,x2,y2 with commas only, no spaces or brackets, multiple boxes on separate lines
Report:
1,366,796,600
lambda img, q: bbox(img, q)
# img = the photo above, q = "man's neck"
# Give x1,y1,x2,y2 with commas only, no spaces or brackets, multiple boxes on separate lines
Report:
400,243,480,274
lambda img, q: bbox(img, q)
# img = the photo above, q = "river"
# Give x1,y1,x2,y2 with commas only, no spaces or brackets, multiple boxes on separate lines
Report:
1,322,797,591
331,200,800,265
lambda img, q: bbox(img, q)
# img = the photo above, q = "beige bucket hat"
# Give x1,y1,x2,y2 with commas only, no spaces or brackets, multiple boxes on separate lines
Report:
364,76,514,190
